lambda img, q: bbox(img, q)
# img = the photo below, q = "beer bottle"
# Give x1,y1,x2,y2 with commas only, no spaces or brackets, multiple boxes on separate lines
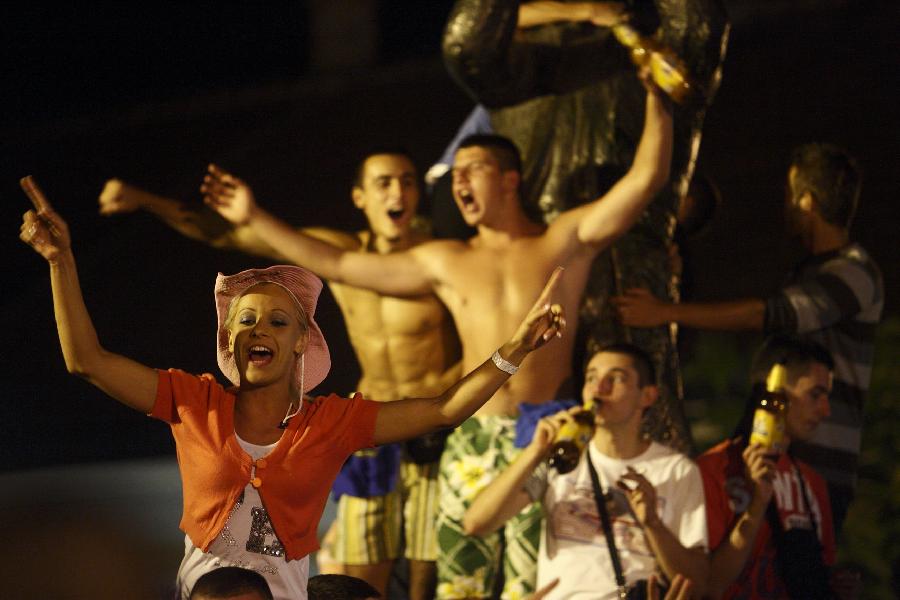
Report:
547,400,595,474
612,23,693,104
749,363,789,454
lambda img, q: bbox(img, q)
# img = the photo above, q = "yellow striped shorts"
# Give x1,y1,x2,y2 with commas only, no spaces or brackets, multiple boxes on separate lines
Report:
333,456,440,564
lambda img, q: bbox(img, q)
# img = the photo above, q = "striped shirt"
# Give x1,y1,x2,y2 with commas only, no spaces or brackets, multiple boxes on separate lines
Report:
764,243,883,489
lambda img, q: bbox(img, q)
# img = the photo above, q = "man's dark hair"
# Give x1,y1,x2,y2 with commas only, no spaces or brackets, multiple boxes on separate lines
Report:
457,134,523,174
790,143,861,229
593,342,657,388
353,146,417,188
734,335,834,439
307,574,381,600
189,567,273,600
748,334,834,388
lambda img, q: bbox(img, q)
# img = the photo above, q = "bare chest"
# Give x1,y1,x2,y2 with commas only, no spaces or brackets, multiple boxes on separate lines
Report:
330,282,449,337
442,244,558,314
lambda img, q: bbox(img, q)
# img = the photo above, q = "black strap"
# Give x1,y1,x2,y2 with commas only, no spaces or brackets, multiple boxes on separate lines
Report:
586,450,629,599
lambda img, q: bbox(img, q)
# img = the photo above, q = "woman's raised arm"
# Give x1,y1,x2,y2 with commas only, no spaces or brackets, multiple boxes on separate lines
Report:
20,177,158,413
373,267,566,445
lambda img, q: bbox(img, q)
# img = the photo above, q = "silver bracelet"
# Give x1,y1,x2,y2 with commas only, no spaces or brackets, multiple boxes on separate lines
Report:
491,350,519,375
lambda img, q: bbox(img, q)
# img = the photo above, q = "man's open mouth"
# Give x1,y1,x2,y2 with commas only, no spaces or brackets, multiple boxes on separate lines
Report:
457,189,476,209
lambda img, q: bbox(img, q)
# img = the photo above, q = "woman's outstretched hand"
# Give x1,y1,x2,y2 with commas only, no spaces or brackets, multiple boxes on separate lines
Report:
19,176,71,262
508,266,567,354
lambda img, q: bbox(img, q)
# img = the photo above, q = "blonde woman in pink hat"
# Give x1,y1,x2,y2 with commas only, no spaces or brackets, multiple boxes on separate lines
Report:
18,178,566,600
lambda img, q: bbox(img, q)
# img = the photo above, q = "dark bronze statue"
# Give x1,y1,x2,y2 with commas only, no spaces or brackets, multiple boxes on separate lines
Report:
443,0,729,451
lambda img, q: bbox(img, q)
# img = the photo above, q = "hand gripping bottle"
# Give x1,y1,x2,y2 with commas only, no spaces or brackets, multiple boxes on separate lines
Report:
749,363,789,454
547,400,595,474
611,23,693,104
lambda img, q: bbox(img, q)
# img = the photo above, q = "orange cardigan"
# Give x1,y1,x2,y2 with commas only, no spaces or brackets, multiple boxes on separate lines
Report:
151,369,379,560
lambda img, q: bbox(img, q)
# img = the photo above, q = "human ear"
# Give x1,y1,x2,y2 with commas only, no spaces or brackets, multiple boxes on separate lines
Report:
293,329,310,355
502,170,520,193
641,385,659,409
352,186,365,209
797,192,814,213
227,328,235,353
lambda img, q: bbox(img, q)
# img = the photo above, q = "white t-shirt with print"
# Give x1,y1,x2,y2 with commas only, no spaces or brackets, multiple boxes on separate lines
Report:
524,441,707,600
176,435,309,599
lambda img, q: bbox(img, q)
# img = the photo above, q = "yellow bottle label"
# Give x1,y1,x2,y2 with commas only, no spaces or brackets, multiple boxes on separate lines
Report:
749,409,785,451
649,53,690,102
612,24,641,48
555,420,593,448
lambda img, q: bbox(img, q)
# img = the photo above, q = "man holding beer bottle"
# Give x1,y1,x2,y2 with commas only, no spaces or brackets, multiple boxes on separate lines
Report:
698,335,839,599
463,344,708,599
614,143,883,534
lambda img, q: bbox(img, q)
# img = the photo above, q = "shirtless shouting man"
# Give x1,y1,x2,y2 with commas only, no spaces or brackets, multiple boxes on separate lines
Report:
199,80,673,598
99,149,459,599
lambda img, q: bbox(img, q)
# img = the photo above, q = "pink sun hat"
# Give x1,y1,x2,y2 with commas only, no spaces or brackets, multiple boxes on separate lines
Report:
214,265,331,393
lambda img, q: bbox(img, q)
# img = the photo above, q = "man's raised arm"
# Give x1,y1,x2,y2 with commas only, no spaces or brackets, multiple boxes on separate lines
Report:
617,468,709,597
705,444,776,598
546,81,673,255
463,409,574,537
99,178,281,259
202,165,434,297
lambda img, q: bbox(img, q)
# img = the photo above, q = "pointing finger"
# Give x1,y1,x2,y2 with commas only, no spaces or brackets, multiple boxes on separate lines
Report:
20,176,52,212
20,176,63,237
534,266,564,309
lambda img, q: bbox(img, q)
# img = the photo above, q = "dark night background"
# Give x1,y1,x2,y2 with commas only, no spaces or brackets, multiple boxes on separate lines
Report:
6,0,897,471
1,0,898,596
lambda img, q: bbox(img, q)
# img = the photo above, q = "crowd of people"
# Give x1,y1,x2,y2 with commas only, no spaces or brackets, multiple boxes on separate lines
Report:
19,2,882,599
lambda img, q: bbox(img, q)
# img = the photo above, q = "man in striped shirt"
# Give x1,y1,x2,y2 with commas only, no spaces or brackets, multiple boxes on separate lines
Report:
613,143,883,533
